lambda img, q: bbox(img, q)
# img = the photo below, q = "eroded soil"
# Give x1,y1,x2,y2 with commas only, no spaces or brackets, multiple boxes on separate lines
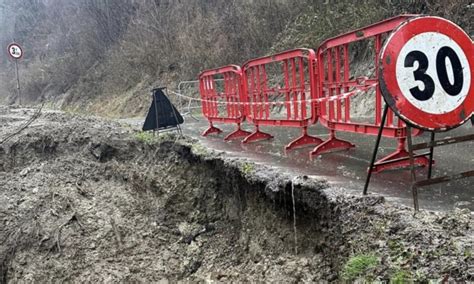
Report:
0,106,472,282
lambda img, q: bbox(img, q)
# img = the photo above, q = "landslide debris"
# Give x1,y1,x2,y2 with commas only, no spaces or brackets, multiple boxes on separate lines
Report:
0,107,472,282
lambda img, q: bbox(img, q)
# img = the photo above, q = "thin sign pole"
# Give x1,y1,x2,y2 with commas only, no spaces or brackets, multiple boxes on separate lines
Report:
363,104,389,195
405,126,419,212
15,58,21,105
8,42,23,106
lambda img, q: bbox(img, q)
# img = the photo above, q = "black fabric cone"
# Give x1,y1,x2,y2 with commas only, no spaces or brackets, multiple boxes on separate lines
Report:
142,88,183,131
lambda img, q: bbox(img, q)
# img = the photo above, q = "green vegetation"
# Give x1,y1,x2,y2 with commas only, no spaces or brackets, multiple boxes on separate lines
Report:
341,253,378,281
390,269,412,283
134,131,177,145
134,131,159,145
191,143,209,156
464,248,472,259
241,162,255,176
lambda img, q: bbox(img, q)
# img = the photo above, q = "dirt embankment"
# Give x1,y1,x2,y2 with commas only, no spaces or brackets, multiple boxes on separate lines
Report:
0,107,472,282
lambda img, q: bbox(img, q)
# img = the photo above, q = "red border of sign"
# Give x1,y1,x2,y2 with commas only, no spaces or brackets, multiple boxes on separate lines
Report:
7,43,23,60
380,16,474,131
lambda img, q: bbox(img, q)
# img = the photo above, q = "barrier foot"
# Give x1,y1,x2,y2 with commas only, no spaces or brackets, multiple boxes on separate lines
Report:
372,148,431,173
202,124,222,137
224,124,251,141
285,127,323,151
309,132,355,158
242,126,273,143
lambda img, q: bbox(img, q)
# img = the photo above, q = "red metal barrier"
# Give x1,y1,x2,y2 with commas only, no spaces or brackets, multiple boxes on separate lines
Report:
311,15,430,172
241,48,323,150
199,65,251,140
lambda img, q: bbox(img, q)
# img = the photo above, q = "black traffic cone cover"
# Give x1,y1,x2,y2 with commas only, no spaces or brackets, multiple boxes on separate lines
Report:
142,88,183,131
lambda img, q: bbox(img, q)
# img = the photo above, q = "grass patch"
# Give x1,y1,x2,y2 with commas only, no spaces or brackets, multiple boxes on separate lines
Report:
464,248,472,259
134,131,177,145
134,131,159,144
241,162,255,176
390,269,412,283
191,143,209,155
341,253,378,281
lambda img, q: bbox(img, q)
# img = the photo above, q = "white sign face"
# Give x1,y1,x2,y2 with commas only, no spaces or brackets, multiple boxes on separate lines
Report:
8,44,23,59
395,32,471,114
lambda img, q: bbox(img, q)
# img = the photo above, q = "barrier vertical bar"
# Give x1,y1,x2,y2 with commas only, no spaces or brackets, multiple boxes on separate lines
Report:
283,60,291,119
262,65,270,119
250,67,257,121
224,73,230,117
299,57,306,119
229,72,235,118
335,47,342,122
327,49,334,122
291,58,298,120
375,35,382,125
343,44,350,122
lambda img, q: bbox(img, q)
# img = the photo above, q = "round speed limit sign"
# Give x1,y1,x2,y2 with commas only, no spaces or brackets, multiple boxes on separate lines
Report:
7,43,23,59
380,16,473,131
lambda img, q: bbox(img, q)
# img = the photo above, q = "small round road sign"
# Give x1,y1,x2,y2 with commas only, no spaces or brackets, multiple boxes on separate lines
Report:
380,16,473,131
7,43,23,59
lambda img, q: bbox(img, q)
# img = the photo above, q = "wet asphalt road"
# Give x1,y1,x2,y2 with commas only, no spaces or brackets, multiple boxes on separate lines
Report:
128,115,473,212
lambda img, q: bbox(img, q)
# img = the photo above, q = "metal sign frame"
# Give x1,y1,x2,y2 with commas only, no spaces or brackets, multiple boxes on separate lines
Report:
365,16,473,211
404,125,474,211
363,103,474,211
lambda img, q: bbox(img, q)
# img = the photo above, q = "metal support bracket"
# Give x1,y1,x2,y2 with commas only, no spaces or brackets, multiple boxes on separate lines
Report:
407,130,474,211
364,106,473,211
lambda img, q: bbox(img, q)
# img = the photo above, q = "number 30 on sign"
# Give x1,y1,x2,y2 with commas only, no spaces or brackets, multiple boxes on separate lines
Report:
380,16,473,131
7,43,23,59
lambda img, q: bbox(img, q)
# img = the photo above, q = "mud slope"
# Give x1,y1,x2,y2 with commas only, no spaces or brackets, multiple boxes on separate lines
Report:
0,107,472,282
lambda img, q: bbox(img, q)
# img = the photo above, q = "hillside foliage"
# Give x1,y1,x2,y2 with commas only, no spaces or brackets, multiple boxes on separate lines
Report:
0,0,472,117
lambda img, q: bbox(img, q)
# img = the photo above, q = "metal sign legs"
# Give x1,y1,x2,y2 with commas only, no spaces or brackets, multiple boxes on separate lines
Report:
364,104,474,211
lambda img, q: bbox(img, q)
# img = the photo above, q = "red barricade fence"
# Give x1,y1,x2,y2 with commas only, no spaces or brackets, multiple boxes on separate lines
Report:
196,15,461,173
311,15,431,172
199,65,251,140
241,48,323,150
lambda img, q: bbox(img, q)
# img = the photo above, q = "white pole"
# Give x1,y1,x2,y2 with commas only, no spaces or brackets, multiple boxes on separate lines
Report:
15,58,21,106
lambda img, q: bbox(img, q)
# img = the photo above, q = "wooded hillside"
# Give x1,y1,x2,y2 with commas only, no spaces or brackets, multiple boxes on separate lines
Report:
0,0,472,117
